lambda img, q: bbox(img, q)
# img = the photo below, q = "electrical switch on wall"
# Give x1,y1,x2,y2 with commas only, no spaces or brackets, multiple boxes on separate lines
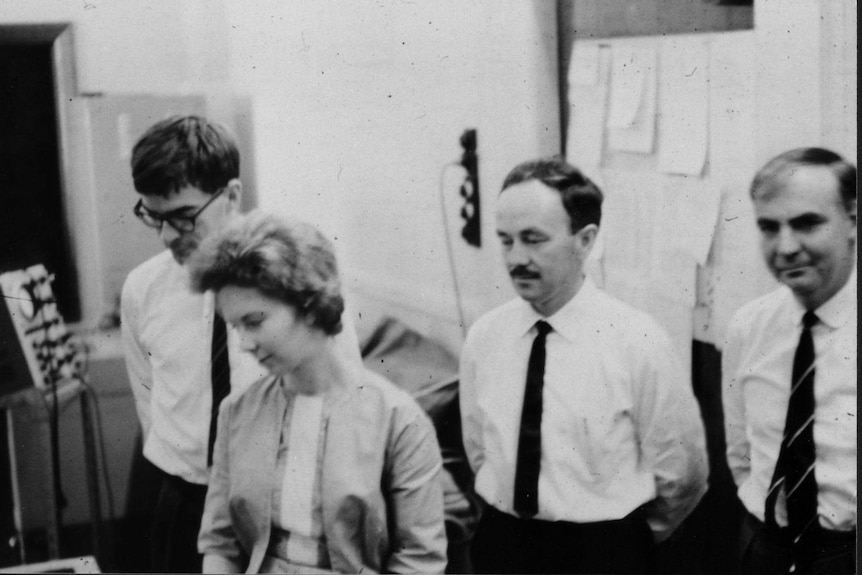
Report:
459,129,480,247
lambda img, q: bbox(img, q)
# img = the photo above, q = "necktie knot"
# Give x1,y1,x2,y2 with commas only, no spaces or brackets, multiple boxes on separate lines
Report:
535,320,552,338
802,310,819,330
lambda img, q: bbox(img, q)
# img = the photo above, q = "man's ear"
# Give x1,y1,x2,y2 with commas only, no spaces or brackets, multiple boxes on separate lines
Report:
225,178,243,212
574,224,599,254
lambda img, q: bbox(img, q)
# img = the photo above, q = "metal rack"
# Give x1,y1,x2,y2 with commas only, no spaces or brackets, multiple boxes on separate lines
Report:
0,379,102,566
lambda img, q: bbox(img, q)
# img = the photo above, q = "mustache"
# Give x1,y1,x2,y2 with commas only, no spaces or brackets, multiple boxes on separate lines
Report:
510,266,540,279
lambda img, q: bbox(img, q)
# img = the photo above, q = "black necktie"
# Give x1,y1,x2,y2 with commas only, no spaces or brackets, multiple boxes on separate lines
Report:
765,310,819,545
208,313,231,467
514,320,552,518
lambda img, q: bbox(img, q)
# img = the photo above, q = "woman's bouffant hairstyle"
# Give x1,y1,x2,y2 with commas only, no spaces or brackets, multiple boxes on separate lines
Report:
188,210,344,335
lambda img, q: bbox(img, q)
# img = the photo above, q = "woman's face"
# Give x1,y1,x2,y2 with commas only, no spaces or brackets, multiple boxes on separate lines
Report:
216,285,316,375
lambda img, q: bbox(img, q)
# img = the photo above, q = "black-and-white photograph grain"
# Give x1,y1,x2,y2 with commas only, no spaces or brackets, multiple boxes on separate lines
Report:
0,1,856,573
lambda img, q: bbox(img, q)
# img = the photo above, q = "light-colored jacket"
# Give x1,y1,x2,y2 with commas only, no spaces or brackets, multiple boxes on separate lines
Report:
198,370,448,573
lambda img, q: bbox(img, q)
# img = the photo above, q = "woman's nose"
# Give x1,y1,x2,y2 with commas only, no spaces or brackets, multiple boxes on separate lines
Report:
237,331,257,353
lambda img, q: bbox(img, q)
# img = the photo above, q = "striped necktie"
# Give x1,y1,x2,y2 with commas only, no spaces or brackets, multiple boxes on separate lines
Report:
513,320,552,518
765,310,819,546
208,313,231,467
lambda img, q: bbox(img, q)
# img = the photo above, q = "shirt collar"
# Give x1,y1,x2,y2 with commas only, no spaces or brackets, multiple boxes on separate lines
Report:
790,266,857,330
513,275,598,341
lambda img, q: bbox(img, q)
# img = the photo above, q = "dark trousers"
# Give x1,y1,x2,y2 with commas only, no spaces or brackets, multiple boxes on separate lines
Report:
150,469,209,573
738,512,856,575
471,504,655,574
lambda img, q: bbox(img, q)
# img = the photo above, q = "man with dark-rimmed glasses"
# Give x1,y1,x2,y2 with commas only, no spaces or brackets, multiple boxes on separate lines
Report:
120,116,360,572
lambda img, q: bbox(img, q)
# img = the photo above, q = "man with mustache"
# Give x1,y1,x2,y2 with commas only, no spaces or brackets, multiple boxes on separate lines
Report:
459,157,708,573
722,148,856,574
119,115,361,572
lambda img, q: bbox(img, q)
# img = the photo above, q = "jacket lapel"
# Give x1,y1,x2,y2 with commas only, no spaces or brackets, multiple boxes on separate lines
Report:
246,378,285,573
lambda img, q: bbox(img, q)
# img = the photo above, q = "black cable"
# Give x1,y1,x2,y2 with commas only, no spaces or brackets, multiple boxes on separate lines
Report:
438,162,470,339
49,378,67,518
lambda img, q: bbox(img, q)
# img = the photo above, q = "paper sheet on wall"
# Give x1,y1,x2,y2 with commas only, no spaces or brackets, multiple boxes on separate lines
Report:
607,44,647,129
598,170,695,377
599,170,657,292
711,184,777,349
569,42,600,87
567,43,611,168
645,177,715,309
607,43,657,153
659,175,721,266
657,37,710,176
708,31,757,182
651,239,698,309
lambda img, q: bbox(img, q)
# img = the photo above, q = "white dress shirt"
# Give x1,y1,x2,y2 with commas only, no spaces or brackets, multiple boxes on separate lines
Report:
460,277,709,541
121,249,361,485
722,268,857,532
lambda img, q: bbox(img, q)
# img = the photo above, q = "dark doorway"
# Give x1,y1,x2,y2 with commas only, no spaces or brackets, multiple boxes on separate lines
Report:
0,41,80,321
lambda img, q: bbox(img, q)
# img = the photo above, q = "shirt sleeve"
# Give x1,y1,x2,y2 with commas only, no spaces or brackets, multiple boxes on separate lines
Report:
634,327,709,543
458,327,484,474
384,402,448,574
721,311,751,489
120,278,153,439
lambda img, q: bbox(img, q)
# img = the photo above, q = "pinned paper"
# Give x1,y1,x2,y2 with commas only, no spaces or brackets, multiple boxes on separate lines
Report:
599,170,658,283
657,37,710,176
711,184,778,348
567,43,611,168
569,42,600,87
608,43,657,154
607,44,648,129
709,31,757,181
659,175,722,266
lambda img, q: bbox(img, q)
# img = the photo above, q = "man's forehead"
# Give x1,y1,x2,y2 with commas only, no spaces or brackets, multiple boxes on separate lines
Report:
754,166,847,212
496,181,568,226
140,185,211,212
755,165,841,200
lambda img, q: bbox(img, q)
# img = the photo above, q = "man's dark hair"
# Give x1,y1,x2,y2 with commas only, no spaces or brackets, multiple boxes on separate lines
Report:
501,156,603,233
131,115,240,197
751,147,857,211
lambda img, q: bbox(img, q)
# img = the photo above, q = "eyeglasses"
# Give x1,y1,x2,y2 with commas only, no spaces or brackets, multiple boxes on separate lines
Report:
133,188,225,233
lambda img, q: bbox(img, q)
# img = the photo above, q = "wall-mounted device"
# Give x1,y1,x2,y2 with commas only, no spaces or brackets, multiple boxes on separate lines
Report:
0,264,83,400
458,129,481,247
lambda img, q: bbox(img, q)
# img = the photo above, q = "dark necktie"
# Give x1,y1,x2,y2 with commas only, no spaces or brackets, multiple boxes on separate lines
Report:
765,310,819,546
208,313,231,467
513,320,552,518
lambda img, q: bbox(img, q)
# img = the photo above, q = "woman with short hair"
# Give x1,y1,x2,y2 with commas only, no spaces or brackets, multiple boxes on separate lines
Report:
189,210,447,574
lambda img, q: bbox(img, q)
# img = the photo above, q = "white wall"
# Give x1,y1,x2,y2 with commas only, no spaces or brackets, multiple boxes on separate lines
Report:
0,1,229,94
222,1,560,351
0,0,855,531
1,0,559,353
